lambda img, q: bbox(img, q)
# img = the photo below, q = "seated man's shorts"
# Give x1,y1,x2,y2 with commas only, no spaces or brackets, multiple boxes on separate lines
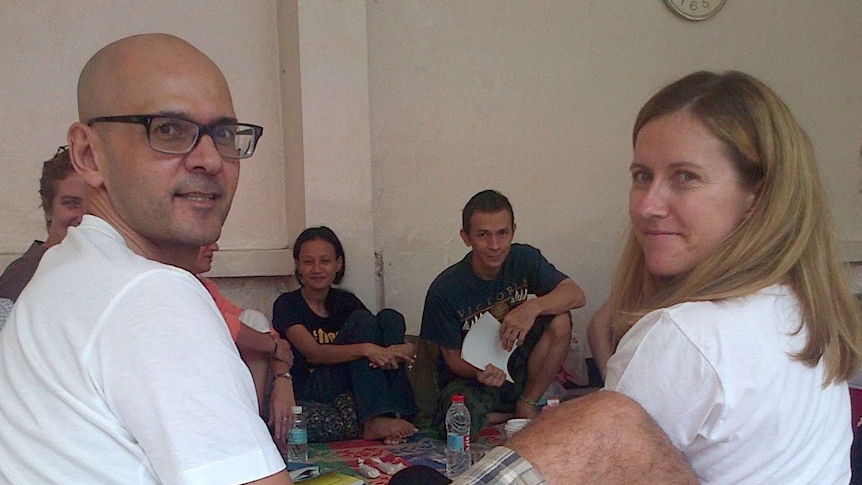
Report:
432,315,552,434
454,446,548,485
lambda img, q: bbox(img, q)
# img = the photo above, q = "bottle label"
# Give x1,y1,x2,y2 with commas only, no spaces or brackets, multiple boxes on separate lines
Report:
288,428,307,445
447,433,470,452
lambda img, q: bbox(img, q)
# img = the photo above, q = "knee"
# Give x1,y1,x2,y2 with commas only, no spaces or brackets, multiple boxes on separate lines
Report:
574,390,650,425
337,310,377,343
507,391,695,484
510,390,654,447
378,308,406,332
544,312,572,340
567,391,678,453
346,309,373,322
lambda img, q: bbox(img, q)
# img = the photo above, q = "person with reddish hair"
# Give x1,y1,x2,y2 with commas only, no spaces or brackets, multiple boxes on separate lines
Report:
0,146,86,301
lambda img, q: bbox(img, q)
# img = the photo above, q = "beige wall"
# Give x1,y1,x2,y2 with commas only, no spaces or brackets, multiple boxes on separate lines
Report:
1,1,860,349
367,1,862,339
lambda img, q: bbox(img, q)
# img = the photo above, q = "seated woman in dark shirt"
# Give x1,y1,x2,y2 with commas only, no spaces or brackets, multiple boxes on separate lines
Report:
273,226,418,444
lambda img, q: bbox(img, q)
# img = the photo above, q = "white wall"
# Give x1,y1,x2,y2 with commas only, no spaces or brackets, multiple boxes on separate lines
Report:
294,1,378,310
0,1,288,255
1,1,860,344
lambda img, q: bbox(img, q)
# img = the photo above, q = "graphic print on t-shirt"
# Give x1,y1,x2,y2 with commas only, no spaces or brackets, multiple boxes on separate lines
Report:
457,282,529,334
312,328,337,345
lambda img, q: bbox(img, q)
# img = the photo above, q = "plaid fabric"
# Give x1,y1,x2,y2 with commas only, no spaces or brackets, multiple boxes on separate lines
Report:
454,446,548,485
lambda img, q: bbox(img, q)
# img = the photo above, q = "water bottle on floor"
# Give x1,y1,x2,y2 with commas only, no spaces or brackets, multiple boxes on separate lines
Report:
445,394,471,478
287,405,308,463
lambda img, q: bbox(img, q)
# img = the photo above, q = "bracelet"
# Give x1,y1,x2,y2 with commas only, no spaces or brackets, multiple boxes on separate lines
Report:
274,371,292,380
518,395,538,407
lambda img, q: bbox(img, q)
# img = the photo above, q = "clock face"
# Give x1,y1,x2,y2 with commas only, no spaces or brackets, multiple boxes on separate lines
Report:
664,0,727,21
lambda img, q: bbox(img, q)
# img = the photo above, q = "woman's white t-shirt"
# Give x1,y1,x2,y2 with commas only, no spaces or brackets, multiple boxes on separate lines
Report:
606,284,851,485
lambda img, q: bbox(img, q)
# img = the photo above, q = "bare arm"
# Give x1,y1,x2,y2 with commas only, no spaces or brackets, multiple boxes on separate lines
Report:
501,278,587,351
587,299,615,380
236,324,293,364
268,358,296,442
285,325,414,369
244,469,292,485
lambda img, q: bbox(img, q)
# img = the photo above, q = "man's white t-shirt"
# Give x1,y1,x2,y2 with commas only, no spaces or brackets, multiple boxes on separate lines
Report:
0,216,284,484
606,284,851,485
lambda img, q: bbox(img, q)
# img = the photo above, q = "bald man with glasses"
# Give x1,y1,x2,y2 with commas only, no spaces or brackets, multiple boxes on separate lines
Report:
0,34,291,485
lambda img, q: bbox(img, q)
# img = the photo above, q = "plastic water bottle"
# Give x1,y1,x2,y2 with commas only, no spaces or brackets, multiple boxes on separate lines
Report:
445,394,471,478
287,405,308,463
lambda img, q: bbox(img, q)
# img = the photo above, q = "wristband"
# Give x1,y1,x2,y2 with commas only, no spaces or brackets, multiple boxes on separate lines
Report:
274,371,292,380
518,395,538,407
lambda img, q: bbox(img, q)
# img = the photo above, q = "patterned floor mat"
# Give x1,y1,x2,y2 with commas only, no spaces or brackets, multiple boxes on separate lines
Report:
299,426,504,484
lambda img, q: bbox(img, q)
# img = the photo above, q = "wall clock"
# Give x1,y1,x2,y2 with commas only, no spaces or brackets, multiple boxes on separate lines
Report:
664,0,726,21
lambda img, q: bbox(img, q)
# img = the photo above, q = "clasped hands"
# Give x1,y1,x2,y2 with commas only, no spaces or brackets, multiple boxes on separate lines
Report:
367,342,416,370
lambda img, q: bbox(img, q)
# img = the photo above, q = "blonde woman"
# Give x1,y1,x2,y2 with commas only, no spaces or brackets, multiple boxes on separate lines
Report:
457,71,862,485
599,71,862,484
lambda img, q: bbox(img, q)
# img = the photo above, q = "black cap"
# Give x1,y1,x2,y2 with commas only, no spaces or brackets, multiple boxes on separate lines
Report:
389,465,452,485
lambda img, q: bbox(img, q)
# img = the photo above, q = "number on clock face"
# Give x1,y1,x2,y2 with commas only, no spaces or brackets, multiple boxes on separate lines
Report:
664,0,727,21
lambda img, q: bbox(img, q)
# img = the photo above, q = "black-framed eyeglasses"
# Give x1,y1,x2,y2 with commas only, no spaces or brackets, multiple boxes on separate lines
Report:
86,115,263,159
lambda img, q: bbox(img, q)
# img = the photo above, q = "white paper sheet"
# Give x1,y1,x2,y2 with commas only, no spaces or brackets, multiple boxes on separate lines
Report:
461,311,516,383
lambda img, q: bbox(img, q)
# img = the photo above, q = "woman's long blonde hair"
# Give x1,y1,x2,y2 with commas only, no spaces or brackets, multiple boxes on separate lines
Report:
610,71,862,384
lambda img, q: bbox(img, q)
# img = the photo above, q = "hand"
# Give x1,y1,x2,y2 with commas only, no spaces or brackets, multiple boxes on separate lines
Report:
391,342,416,365
394,342,418,371
273,338,294,367
366,343,416,370
268,375,297,443
500,303,538,351
476,363,506,388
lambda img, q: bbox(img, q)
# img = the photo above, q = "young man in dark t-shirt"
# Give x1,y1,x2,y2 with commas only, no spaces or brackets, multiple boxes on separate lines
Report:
420,189,586,434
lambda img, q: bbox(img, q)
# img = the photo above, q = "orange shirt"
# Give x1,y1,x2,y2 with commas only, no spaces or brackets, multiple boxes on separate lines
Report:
200,277,243,341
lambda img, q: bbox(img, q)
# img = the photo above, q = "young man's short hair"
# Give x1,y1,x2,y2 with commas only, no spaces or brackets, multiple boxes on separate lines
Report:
462,189,514,233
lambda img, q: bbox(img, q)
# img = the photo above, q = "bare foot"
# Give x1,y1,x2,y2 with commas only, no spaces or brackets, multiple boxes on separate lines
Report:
516,399,540,419
362,416,418,444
